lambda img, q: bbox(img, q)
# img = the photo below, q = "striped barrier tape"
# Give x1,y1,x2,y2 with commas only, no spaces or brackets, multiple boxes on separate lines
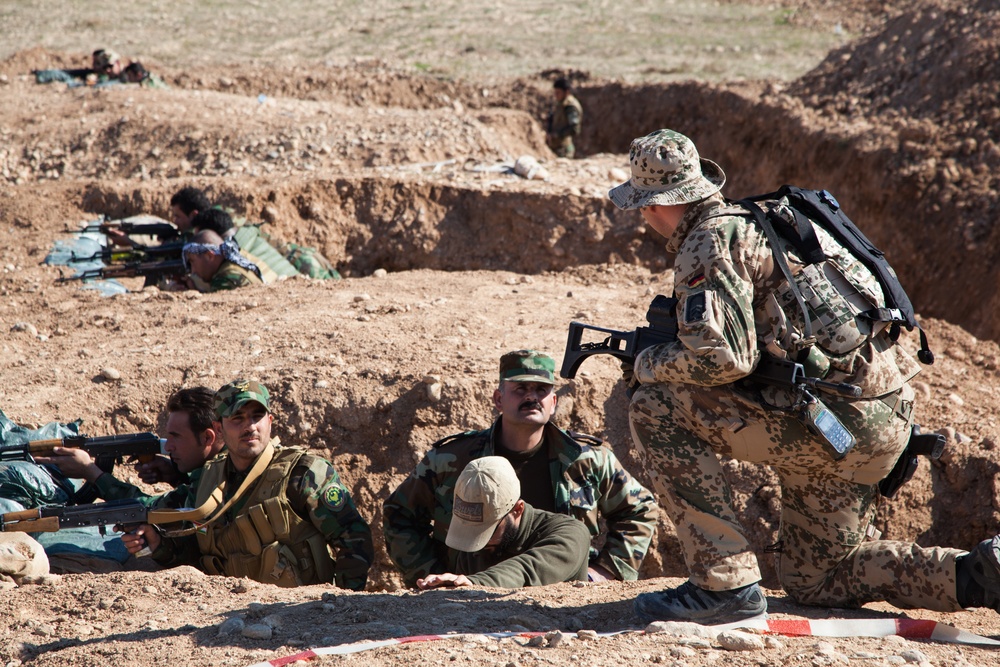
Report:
245,616,1000,667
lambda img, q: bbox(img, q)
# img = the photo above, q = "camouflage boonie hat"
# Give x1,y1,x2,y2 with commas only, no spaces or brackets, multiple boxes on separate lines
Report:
499,350,556,385
608,129,726,210
214,379,270,418
93,49,121,69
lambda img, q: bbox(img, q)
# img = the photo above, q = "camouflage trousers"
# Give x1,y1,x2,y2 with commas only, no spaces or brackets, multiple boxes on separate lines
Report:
547,136,575,159
629,379,965,612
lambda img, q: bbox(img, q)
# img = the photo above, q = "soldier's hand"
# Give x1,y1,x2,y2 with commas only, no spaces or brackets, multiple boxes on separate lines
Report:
620,360,640,397
137,455,180,485
33,447,103,483
121,524,160,556
587,564,616,582
104,228,134,247
416,573,472,590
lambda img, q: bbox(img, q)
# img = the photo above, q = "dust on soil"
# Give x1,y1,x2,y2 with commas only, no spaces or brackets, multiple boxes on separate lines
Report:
2,0,1000,665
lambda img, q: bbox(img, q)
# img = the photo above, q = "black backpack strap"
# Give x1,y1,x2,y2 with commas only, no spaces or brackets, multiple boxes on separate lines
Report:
737,198,814,346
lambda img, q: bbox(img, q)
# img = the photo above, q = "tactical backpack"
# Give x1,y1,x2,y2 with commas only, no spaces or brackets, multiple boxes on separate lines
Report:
736,186,933,366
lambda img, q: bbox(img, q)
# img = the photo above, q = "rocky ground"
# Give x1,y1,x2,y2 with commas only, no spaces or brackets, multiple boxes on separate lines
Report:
1,0,1000,665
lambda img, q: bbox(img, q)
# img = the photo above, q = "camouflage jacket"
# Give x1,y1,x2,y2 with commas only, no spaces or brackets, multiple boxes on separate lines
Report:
150,446,373,590
634,194,920,398
550,94,583,139
383,419,658,586
206,260,263,293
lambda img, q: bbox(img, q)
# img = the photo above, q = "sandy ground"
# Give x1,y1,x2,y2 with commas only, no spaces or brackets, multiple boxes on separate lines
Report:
2,0,1000,665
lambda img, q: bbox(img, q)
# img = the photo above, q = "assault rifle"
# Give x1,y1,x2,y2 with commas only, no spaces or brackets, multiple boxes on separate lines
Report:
561,294,860,396
0,499,149,535
0,432,165,475
560,294,944,472
56,258,186,283
72,219,180,242
70,241,185,265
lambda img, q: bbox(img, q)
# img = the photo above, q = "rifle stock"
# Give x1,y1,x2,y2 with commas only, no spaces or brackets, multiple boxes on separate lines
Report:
560,295,679,379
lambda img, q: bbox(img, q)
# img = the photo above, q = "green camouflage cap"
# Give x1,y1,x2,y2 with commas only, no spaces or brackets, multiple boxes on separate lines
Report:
499,350,556,385
214,379,270,418
608,129,726,210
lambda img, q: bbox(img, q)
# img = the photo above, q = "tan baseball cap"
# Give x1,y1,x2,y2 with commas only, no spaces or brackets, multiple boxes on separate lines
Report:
446,457,520,553
608,129,726,210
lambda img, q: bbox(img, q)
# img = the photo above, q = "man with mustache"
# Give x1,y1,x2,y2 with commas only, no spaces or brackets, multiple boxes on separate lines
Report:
384,350,658,587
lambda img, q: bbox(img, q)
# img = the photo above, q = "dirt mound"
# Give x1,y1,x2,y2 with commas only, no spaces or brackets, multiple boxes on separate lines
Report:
2,0,1000,664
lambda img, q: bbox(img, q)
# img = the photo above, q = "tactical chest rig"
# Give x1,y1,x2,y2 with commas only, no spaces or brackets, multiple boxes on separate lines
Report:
193,445,336,587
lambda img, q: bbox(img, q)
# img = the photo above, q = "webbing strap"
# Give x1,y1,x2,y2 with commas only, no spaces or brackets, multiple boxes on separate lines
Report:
147,441,276,536
739,198,813,341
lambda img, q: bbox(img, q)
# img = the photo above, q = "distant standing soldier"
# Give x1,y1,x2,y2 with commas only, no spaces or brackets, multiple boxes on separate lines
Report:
545,77,583,158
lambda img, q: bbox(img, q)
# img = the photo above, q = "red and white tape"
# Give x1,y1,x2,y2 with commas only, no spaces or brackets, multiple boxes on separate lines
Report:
716,615,1000,646
245,617,1000,667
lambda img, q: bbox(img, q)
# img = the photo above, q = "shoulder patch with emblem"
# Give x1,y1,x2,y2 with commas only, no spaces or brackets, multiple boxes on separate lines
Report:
321,481,348,511
684,292,708,324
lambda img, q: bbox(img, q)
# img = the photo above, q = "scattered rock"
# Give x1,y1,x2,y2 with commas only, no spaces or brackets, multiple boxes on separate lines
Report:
717,629,765,651
11,322,37,337
101,367,122,381
576,629,598,640
644,620,717,640
242,623,273,640
217,617,245,636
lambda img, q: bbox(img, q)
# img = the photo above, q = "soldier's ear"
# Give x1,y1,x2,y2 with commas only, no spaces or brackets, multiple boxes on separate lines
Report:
492,387,503,412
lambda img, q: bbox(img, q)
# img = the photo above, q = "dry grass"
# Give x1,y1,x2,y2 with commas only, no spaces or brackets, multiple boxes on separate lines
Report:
1,0,848,82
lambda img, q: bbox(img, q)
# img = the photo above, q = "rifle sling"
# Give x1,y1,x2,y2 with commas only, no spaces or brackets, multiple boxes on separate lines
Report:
148,441,276,536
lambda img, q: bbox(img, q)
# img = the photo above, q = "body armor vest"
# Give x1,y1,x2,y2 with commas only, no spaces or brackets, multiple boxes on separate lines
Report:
194,447,335,587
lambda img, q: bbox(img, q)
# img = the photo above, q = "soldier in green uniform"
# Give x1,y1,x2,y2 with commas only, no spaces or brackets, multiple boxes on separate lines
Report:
182,229,264,293
416,457,590,589
545,77,583,159
383,350,658,587
121,380,374,590
123,62,169,89
609,128,1000,624
33,387,223,506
